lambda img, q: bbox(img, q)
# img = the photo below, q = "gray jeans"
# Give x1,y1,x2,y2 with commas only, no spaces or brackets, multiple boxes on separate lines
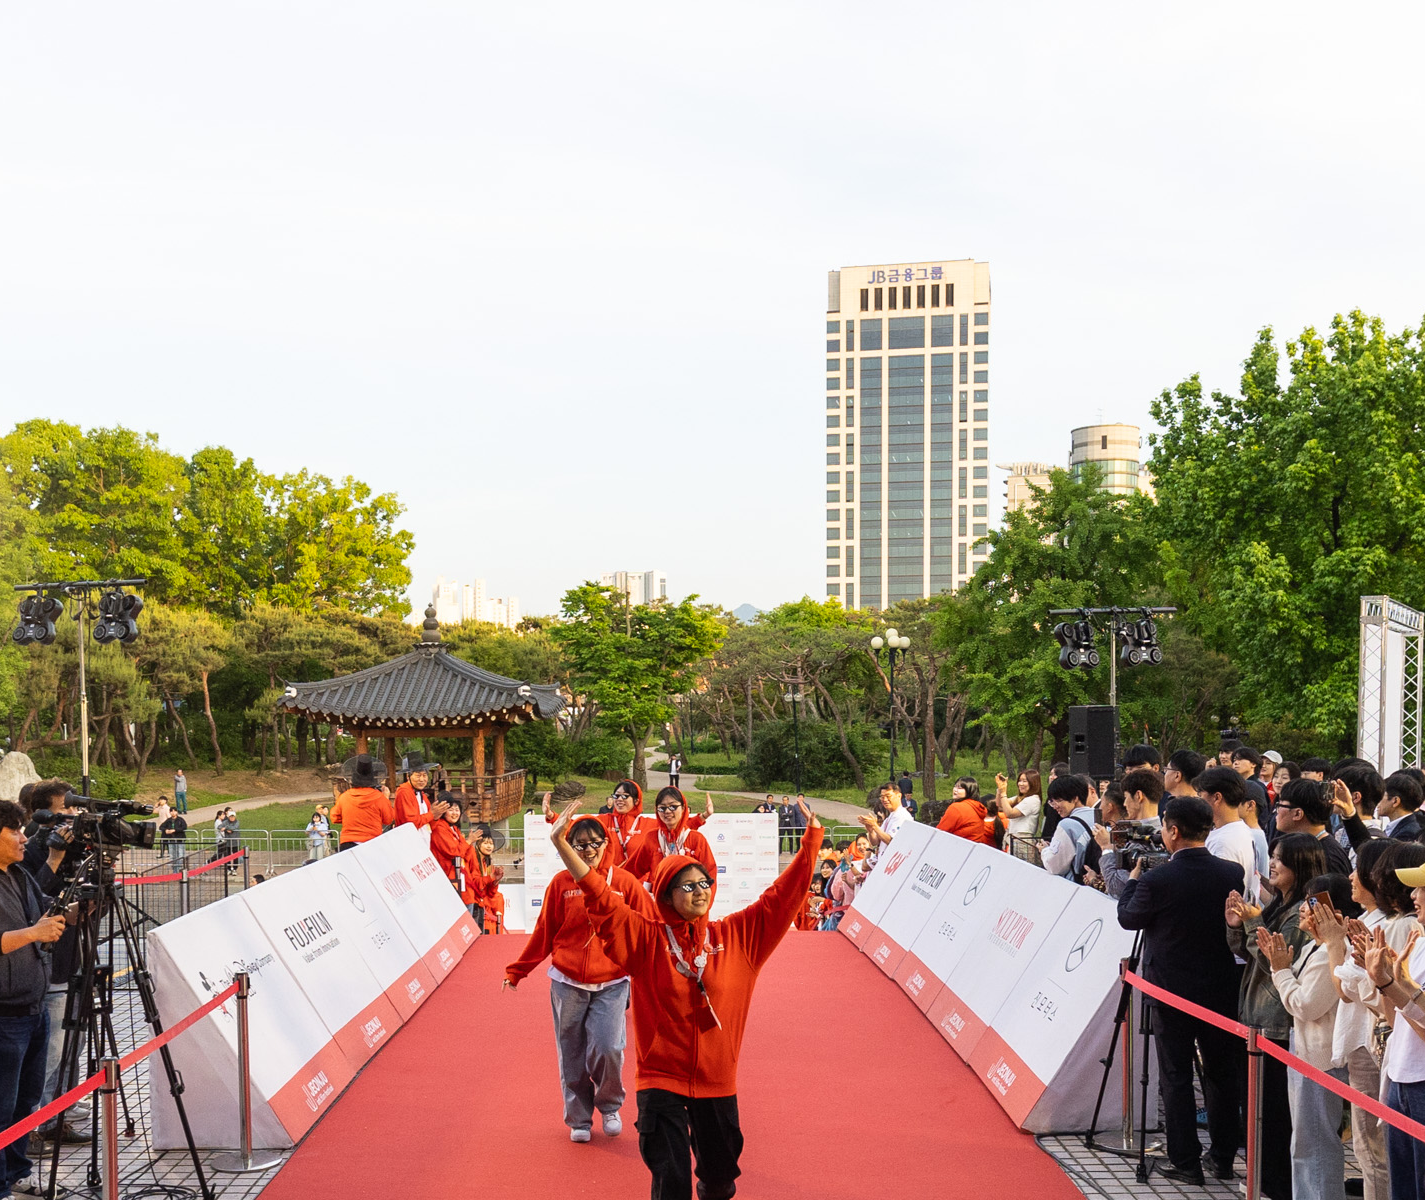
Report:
1286,1050,1346,1200
41,988,91,1128
549,977,629,1130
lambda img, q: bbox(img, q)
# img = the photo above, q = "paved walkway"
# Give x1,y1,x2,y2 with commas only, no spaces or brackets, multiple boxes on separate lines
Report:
646,769,871,826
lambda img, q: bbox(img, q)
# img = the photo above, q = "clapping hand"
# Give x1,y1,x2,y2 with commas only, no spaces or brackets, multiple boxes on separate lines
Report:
1307,901,1348,947
542,791,555,820
1364,928,1399,989
1225,891,1259,928
1257,927,1295,971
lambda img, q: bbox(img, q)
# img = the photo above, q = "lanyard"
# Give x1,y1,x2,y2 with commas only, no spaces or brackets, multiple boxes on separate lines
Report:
658,827,689,858
663,925,721,1028
611,813,640,852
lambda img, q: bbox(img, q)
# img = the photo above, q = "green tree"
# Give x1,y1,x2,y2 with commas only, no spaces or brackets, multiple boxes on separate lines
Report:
552,584,725,788
178,447,275,614
1149,312,1425,744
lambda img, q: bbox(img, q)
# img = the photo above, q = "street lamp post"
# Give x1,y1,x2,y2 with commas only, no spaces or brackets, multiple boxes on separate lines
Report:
782,687,804,794
870,629,911,781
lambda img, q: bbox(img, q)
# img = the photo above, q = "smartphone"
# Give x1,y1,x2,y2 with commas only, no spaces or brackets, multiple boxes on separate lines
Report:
1308,890,1334,913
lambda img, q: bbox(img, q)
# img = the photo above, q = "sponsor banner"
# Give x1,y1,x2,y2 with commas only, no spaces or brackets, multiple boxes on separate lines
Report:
926,984,989,1053
239,861,404,1069
967,884,1134,1130
934,856,1077,1059
871,833,976,977
523,813,560,934
897,843,1023,1013
350,824,474,962
148,899,354,1148
840,905,873,947
836,819,935,948
703,813,778,921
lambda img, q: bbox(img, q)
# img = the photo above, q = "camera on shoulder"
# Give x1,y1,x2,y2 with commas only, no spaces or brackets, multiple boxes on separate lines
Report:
1110,820,1170,872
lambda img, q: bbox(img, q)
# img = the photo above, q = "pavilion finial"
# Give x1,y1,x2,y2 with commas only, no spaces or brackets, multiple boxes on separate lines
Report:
420,603,442,646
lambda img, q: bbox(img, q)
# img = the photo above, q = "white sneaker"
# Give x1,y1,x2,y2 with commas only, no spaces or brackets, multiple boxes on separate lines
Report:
602,1112,623,1137
569,1127,591,1143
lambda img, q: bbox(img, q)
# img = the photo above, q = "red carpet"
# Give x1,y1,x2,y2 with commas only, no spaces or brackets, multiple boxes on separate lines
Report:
260,933,1083,1199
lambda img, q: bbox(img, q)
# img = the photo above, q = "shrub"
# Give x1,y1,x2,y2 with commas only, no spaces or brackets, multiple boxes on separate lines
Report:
740,719,881,791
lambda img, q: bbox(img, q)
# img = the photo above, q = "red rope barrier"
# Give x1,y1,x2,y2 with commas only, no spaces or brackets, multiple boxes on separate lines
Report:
0,980,239,1150
1123,969,1425,1146
120,848,245,886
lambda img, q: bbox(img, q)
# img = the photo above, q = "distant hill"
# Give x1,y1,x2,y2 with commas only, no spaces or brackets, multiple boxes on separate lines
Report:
732,603,762,624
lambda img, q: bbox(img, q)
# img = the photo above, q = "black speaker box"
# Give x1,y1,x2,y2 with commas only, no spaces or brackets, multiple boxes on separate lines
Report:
1068,705,1119,779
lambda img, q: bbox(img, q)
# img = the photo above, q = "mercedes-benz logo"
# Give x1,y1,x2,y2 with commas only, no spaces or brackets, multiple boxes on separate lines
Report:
963,866,991,905
1065,918,1103,973
338,872,365,912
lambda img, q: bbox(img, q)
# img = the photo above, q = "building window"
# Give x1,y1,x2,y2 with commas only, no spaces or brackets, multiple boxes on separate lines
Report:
1101,434,1109,450
959,430,967,460
959,353,968,383
973,504,987,517
874,287,883,310
845,471,854,501
826,340,840,352
827,526,840,540
827,583,841,596
888,317,925,348
947,283,955,306
931,284,940,307
973,485,987,498
973,448,987,460
845,584,854,608
826,508,839,521
974,311,988,325
960,313,970,344
845,433,854,454
827,471,841,484
827,546,840,559
973,428,988,441
827,320,840,333
931,314,955,347
846,359,855,388
888,286,897,310
845,557,854,577
974,351,988,364
973,408,987,422
974,389,988,402
958,506,967,536
902,285,911,309
827,453,841,465
845,510,855,538
973,467,987,479
827,564,841,577
827,433,841,446
827,377,840,390
959,467,967,498
826,358,840,372
860,320,882,350
974,370,988,383
960,394,967,421
974,331,988,345
973,522,987,536
827,396,838,409
916,285,926,308
827,490,840,502
846,402,854,427
846,321,855,352
959,543,967,574
860,289,869,311
974,541,988,556
827,415,840,428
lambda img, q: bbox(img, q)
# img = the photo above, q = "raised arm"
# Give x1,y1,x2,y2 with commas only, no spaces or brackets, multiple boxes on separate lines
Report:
728,800,825,967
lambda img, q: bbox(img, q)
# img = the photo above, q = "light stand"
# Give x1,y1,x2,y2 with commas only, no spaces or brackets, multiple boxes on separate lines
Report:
870,629,910,780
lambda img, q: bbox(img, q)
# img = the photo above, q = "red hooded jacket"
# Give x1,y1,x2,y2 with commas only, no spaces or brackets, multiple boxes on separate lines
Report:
577,823,824,1098
545,780,658,868
393,782,437,830
429,818,481,903
621,808,717,882
505,838,657,986
937,798,995,845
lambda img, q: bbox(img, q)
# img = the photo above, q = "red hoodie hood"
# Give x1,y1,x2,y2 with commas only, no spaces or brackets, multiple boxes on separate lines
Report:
649,851,716,955
608,779,645,838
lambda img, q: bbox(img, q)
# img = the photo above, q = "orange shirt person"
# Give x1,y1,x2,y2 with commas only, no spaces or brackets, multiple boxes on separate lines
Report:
549,794,824,1200
936,778,996,846
621,788,717,882
331,755,395,850
504,816,658,1141
392,754,449,833
544,779,657,867
469,824,506,934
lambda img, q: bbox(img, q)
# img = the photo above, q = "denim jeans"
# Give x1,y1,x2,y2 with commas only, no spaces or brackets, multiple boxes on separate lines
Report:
1386,1078,1425,1200
1286,1054,1346,1200
0,1008,50,1192
549,978,629,1130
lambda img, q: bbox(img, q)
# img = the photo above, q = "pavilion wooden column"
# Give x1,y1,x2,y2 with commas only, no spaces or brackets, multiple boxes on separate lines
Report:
493,727,506,777
384,736,397,792
356,730,369,753
473,729,486,791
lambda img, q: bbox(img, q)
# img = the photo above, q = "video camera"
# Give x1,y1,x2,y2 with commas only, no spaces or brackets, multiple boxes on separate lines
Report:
1110,820,1169,873
36,793,157,855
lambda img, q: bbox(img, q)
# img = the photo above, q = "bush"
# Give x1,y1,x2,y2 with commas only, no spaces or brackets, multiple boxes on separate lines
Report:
571,731,631,779
740,719,882,791
25,754,137,802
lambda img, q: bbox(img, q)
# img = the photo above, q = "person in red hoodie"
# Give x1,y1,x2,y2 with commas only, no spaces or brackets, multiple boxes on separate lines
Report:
549,793,824,1200
469,824,506,934
392,753,450,836
544,778,657,867
429,793,480,907
622,788,717,882
504,816,657,1142
936,777,996,846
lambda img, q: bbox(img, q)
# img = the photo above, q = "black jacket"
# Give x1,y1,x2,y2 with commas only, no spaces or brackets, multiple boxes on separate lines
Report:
1389,813,1423,842
1117,846,1245,1017
0,864,50,1009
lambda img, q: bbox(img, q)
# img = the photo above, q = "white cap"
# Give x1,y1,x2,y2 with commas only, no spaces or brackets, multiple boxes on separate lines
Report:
1263,750,1283,765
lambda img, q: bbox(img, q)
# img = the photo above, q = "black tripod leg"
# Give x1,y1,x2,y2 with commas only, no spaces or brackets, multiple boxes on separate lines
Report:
1083,975,1132,1149
1136,999,1155,1183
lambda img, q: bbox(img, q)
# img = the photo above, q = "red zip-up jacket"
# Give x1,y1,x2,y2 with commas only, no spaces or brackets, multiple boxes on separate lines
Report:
578,823,824,1098
621,818,717,882
504,862,656,986
393,782,436,830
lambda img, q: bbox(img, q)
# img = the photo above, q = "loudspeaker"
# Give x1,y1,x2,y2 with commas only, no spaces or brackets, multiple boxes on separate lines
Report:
1068,705,1119,779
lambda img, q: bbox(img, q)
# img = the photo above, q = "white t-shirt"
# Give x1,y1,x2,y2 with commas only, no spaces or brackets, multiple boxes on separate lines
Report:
1206,820,1260,903
1387,933,1425,1084
1005,794,1042,838
881,806,912,840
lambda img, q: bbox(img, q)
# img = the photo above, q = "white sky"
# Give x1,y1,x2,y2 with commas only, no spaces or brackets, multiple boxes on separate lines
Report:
3,2,1422,617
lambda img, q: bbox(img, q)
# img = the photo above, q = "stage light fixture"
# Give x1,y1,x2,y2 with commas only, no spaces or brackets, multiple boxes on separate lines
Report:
93,589,143,645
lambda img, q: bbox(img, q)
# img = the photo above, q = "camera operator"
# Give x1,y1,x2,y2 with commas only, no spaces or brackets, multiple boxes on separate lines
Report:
1117,796,1245,1186
0,799,69,1191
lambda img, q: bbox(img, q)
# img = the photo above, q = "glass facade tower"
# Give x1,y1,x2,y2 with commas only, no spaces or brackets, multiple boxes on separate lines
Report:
824,260,991,610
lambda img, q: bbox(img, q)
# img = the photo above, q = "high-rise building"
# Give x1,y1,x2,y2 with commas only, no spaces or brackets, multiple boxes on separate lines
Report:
1069,424,1153,498
430,576,519,628
599,570,669,606
1000,461,1055,513
825,259,992,609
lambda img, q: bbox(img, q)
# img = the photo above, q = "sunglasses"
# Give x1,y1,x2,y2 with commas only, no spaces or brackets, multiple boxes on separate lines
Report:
656,804,684,814
672,879,713,894
570,840,606,852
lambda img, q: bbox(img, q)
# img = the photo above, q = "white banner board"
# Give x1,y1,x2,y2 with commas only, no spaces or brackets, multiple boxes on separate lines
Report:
702,813,778,920
523,812,559,933
864,833,977,977
838,819,934,950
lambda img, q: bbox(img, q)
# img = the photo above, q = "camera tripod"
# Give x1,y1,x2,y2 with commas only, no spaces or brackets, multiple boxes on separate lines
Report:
42,846,214,1200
